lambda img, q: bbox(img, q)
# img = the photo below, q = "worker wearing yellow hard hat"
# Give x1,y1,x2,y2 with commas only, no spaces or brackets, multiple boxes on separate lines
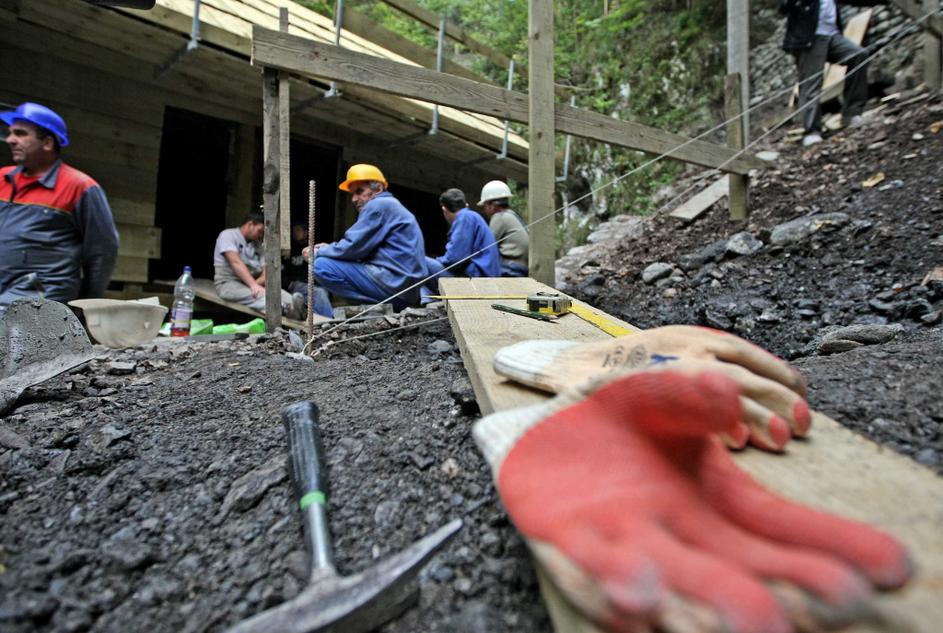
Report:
302,164,427,317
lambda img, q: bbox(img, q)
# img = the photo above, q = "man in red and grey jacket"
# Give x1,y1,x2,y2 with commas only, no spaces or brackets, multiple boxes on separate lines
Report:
0,102,119,313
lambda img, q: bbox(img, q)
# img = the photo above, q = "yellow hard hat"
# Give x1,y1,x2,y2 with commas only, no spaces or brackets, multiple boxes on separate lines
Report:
339,164,387,192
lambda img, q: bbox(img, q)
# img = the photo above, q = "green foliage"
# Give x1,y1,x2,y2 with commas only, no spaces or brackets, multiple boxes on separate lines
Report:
301,0,729,245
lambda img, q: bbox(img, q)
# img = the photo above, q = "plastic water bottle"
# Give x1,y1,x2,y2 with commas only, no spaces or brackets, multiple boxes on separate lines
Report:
170,265,195,337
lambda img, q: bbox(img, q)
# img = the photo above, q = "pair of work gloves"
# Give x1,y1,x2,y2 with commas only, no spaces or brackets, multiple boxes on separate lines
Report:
474,326,913,633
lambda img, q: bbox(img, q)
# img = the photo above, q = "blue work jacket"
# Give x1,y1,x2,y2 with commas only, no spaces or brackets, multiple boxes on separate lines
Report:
436,208,500,278
316,191,427,294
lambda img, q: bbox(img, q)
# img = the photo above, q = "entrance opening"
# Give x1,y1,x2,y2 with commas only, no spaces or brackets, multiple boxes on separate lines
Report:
288,138,339,243
389,184,446,255
153,107,233,281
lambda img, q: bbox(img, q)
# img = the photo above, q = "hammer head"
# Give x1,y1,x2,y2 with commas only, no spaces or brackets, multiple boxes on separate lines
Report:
227,519,461,633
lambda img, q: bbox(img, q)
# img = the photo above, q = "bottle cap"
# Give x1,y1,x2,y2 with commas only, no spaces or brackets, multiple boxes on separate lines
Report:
183,265,192,273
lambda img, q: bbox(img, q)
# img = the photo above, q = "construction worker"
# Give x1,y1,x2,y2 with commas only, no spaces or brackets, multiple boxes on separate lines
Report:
303,164,426,316
422,188,500,300
0,102,119,313
478,180,529,277
213,211,309,319
779,0,882,147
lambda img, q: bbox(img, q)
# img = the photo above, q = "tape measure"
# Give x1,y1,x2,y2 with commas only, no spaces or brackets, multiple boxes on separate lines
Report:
429,292,634,338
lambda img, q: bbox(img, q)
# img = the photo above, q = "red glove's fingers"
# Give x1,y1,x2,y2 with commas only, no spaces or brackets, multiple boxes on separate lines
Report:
664,497,874,610
720,420,751,450
641,527,792,633
716,362,812,438
661,325,808,398
739,397,792,452
702,449,914,589
590,370,744,439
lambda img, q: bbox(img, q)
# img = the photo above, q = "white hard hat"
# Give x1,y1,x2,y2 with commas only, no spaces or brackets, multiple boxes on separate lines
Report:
477,180,512,206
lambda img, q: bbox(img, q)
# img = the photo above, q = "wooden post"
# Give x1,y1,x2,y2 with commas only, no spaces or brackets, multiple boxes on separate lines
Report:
726,0,750,220
926,0,942,91
279,7,292,256
725,73,749,220
527,0,555,286
262,67,283,331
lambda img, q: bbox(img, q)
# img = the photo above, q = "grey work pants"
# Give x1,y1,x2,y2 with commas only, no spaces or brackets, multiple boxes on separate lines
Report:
794,34,869,133
215,279,294,316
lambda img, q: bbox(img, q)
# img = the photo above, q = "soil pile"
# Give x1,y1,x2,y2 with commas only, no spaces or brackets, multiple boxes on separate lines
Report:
1,93,941,633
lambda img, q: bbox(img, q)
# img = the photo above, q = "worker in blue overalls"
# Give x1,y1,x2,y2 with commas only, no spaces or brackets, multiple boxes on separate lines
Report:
303,164,427,317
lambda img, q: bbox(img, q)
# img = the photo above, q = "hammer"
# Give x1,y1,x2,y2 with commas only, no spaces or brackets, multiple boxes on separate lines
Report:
226,401,462,633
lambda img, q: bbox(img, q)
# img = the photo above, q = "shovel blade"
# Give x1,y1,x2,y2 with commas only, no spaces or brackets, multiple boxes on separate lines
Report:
226,518,461,633
0,298,97,415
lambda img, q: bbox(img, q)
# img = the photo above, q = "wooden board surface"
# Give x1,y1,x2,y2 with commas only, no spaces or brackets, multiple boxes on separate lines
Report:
154,278,322,331
441,276,943,633
668,177,729,221
252,27,764,175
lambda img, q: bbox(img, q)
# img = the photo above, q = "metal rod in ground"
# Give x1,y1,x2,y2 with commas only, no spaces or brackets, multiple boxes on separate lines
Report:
307,180,316,340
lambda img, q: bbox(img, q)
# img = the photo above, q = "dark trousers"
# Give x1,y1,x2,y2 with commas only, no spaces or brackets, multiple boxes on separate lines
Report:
794,34,869,133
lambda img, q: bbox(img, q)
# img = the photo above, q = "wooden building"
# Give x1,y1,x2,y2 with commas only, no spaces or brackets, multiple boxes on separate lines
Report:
0,0,528,287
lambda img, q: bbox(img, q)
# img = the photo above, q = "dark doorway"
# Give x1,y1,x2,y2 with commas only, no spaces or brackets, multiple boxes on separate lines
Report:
153,107,233,280
389,184,447,256
288,138,339,244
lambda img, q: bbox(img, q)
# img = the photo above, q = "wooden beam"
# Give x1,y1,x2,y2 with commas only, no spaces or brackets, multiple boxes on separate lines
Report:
890,0,943,38
725,73,749,220
251,27,765,175
279,7,291,257
341,5,484,83
668,177,729,222
528,0,555,286
116,223,162,259
726,0,750,136
926,0,942,90
441,276,943,633
261,67,282,332
379,0,511,68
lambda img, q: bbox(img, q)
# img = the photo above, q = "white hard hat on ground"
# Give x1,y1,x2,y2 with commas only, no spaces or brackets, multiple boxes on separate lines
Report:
69,298,168,348
478,180,512,206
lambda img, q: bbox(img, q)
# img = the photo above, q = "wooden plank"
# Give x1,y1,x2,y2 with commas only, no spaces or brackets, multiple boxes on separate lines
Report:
109,197,156,228
116,224,162,259
278,7,291,257
821,10,873,104
926,0,942,90
726,0,750,137
528,1,556,287
379,0,511,68
668,177,729,221
153,278,318,329
251,27,765,175
112,255,150,283
442,277,943,633
341,5,484,82
261,67,282,332
890,0,943,38
725,73,749,221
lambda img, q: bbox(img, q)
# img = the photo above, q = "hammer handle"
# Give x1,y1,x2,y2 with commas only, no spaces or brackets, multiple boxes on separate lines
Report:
282,401,334,574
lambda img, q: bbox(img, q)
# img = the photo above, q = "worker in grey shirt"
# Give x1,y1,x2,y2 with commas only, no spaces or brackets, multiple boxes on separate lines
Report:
213,211,304,319
478,180,529,277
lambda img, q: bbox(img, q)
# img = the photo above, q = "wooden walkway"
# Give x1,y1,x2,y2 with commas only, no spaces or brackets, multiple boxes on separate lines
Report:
441,276,943,633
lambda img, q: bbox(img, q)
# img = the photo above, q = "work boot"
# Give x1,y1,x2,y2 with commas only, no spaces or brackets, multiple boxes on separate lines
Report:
801,132,823,147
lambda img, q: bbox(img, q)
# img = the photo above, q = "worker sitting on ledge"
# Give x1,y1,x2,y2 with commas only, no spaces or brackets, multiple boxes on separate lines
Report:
213,211,310,320
303,164,427,317
478,180,529,278
421,188,500,302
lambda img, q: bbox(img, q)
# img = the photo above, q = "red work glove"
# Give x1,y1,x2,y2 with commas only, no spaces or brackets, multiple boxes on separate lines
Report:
474,370,913,633
494,325,810,452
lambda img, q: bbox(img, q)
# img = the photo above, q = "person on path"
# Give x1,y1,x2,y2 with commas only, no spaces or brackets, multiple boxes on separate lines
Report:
778,0,884,147
0,102,119,313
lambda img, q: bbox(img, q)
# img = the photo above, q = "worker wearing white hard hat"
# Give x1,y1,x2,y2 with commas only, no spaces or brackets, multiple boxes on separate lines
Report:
478,180,529,278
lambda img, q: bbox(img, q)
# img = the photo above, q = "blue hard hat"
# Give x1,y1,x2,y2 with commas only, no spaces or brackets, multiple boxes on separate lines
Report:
0,102,69,147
